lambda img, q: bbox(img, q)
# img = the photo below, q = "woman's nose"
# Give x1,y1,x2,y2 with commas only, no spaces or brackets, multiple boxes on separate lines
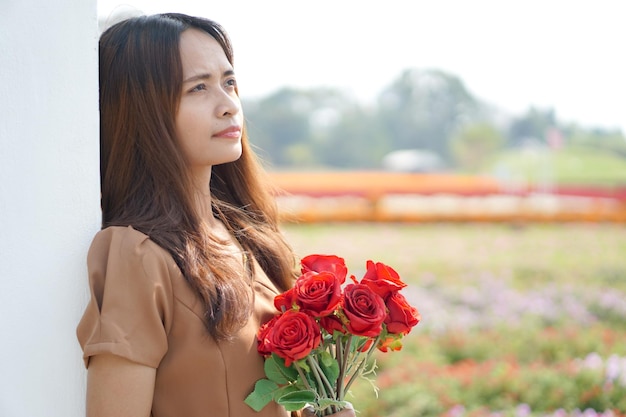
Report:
216,91,241,118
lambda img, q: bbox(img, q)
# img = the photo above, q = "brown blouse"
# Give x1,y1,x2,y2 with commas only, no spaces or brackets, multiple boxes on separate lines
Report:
77,226,290,417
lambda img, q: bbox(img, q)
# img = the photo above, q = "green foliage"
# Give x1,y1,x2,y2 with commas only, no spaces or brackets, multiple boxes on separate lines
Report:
508,107,557,146
349,326,626,417
243,69,624,171
318,351,340,383
245,326,390,415
244,88,312,166
245,379,280,412
245,354,317,412
265,353,299,383
244,68,490,168
313,107,391,168
377,68,484,162
276,390,317,412
451,123,505,171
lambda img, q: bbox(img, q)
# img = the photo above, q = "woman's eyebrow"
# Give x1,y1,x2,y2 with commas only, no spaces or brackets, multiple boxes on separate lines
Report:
183,69,235,84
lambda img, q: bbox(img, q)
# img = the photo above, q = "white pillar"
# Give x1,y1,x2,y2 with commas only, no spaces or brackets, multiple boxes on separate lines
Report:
0,1,99,416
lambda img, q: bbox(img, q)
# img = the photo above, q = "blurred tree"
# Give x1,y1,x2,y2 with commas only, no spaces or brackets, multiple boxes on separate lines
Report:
376,68,485,161
314,106,390,168
242,69,621,170
244,87,359,167
508,107,557,147
243,88,312,166
450,123,505,172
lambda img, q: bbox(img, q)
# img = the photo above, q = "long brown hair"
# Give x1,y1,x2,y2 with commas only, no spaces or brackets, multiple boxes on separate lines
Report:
99,13,296,340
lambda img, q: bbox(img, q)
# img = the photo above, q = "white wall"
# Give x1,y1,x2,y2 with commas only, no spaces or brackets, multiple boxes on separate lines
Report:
0,1,100,416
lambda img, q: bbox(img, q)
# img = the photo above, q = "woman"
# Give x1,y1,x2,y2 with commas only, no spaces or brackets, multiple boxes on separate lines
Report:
77,13,355,417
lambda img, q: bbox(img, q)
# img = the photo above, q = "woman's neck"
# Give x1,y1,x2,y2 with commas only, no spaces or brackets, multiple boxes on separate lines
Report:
190,168,216,226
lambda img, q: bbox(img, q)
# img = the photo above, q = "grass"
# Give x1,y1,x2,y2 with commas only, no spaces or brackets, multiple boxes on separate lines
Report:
483,146,626,187
283,222,626,291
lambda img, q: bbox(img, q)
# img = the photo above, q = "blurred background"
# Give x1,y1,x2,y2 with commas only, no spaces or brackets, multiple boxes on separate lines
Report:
100,1,626,416
100,0,626,223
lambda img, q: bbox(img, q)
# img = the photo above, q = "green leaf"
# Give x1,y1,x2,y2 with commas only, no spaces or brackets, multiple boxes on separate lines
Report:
244,379,280,412
272,384,300,401
318,398,350,411
318,351,340,384
295,358,311,372
276,390,317,412
330,330,345,341
265,354,299,384
318,350,334,368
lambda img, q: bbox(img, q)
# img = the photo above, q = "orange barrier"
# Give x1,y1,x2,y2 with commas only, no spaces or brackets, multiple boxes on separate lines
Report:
270,171,501,197
269,171,626,223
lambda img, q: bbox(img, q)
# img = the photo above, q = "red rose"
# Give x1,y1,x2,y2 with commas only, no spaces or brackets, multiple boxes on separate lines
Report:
265,310,321,366
257,315,279,356
342,283,387,337
294,271,342,317
274,287,296,312
361,260,407,299
301,254,348,284
320,314,347,335
384,291,421,335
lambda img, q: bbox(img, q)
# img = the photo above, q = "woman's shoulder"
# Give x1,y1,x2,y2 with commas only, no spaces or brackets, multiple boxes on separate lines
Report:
90,225,160,253
78,225,177,367
87,225,175,277
91,224,149,247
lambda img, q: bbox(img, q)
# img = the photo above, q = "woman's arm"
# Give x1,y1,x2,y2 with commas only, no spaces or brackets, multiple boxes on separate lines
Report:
86,354,156,417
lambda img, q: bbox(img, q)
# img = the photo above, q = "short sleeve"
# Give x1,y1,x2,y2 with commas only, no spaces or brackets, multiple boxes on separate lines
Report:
76,226,175,368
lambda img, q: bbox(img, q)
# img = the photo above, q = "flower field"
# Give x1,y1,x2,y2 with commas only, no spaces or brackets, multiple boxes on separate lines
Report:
282,223,626,417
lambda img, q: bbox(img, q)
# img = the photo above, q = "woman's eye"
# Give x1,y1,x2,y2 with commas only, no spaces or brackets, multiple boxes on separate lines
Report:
225,78,237,88
190,83,206,92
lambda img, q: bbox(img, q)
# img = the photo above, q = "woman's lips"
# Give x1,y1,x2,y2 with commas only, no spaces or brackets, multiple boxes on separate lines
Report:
213,125,241,139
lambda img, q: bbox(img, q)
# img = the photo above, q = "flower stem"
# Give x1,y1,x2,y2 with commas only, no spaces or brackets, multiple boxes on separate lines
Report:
309,356,336,398
294,362,314,392
307,356,329,399
337,334,353,401
343,356,367,393
306,357,337,416
336,337,343,373
344,334,381,394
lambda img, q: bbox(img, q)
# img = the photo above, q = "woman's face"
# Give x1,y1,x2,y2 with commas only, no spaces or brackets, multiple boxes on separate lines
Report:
175,28,243,179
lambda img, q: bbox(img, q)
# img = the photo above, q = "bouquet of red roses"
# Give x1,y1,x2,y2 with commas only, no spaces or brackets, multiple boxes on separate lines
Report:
245,254,421,416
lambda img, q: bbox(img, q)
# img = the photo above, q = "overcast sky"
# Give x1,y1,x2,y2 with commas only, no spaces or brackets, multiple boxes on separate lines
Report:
98,0,625,133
